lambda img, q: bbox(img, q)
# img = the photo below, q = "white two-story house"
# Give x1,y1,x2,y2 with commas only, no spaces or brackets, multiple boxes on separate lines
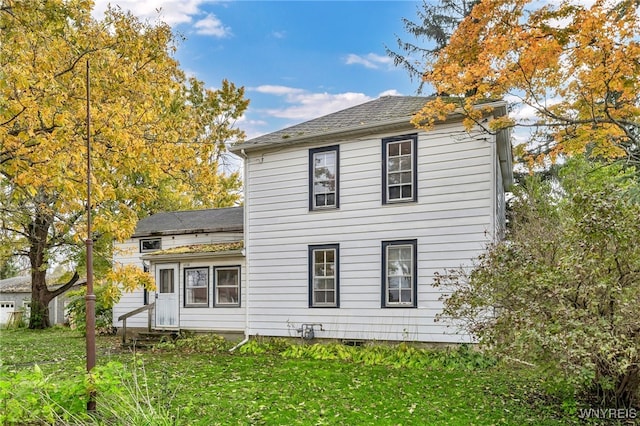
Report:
112,96,512,343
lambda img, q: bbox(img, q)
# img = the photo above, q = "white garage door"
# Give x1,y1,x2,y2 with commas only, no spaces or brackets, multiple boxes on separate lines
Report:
0,301,15,325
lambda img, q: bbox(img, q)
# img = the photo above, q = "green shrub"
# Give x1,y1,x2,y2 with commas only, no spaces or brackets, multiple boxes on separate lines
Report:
434,158,640,407
0,364,88,425
66,284,114,334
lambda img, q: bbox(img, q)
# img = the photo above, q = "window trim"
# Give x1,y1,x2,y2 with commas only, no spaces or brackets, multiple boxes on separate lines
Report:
308,244,340,308
184,267,210,308
309,145,340,211
381,239,418,308
139,238,162,253
213,266,241,307
382,134,418,204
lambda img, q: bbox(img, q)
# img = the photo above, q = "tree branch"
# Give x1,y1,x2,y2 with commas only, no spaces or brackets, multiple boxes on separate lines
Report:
48,271,80,299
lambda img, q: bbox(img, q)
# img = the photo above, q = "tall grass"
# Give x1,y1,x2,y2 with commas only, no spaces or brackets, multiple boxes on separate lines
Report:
0,357,180,425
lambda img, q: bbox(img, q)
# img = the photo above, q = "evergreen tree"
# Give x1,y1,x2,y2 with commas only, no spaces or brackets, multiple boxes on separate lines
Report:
385,0,478,93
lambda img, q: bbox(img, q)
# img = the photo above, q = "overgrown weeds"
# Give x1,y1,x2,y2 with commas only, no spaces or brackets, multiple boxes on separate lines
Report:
0,357,180,425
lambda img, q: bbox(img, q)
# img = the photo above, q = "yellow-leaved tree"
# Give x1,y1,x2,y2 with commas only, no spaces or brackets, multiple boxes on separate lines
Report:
0,0,249,328
412,0,639,166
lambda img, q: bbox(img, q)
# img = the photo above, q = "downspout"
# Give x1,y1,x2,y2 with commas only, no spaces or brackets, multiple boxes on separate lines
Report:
230,148,250,352
490,132,498,243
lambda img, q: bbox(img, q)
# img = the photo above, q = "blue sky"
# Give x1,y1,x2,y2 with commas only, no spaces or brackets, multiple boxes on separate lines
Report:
93,1,424,139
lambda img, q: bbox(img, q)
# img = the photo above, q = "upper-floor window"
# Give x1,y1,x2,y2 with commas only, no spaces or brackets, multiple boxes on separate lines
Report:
382,134,418,204
140,238,161,253
382,239,417,308
308,244,339,308
309,145,339,210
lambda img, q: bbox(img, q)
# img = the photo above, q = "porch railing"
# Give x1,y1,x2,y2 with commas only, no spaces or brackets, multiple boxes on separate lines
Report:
117,302,155,345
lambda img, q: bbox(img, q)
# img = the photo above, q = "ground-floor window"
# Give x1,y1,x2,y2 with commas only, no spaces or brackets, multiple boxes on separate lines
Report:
184,267,209,307
308,244,340,308
214,266,240,307
382,239,417,308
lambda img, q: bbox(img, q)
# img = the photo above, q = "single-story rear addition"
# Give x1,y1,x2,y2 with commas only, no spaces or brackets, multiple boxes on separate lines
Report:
112,96,513,343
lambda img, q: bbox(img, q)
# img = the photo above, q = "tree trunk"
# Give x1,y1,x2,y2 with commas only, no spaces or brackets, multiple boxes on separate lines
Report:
28,210,53,329
29,267,52,328
26,200,82,329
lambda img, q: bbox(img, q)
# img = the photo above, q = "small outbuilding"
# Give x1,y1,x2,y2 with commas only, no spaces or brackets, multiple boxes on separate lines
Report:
0,275,83,326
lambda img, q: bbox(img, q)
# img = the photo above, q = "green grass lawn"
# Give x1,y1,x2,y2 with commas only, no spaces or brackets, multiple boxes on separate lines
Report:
0,328,586,425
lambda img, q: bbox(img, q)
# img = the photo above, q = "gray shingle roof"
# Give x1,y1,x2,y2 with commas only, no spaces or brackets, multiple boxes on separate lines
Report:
231,96,434,152
133,206,243,237
0,275,86,293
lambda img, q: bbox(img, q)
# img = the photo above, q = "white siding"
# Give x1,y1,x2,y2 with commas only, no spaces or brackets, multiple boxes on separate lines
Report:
112,232,245,331
245,123,495,343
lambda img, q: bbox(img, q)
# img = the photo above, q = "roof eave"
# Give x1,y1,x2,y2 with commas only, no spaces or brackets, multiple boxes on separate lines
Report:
132,225,244,238
142,250,244,261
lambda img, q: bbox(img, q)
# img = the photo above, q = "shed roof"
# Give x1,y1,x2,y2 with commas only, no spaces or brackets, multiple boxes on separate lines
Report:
133,206,243,238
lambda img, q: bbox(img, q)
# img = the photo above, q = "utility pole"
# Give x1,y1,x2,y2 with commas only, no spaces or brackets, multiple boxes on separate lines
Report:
85,59,97,413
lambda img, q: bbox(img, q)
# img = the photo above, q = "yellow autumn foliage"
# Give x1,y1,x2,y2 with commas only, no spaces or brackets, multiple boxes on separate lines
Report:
101,264,155,306
416,0,639,165
0,0,249,314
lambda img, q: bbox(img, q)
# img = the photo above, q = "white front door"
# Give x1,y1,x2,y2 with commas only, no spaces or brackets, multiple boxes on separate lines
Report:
155,264,178,328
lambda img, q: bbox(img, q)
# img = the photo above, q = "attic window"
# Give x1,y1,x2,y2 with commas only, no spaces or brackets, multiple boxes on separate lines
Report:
140,238,162,253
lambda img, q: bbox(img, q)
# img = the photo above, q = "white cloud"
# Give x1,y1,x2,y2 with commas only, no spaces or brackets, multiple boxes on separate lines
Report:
194,13,231,37
271,30,286,39
253,85,306,96
92,0,205,26
378,89,403,97
252,86,372,121
345,53,392,69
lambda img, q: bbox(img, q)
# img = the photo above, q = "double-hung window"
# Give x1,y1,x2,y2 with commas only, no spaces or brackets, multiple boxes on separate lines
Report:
382,240,417,308
309,146,339,210
184,267,209,307
382,134,418,204
308,244,339,307
214,266,241,307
